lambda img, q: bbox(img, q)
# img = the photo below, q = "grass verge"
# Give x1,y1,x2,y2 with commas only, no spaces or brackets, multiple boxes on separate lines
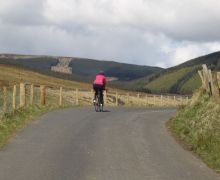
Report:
167,89,220,173
0,104,62,149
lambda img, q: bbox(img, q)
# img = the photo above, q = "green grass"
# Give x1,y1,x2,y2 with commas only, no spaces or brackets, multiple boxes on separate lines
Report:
179,73,201,94
0,105,60,149
145,67,195,93
167,90,220,173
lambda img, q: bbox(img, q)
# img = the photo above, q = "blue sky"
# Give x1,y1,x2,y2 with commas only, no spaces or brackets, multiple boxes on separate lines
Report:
0,0,220,67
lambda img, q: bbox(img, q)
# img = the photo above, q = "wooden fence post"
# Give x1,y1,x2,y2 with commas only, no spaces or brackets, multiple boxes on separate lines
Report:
153,95,156,106
202,64,209,92
104,90,107,105
91,89,94,103
20,83,25,108
173,96,176,106
137,93,140,106
126,93,129,105
30,84,34,105
59,87,63,106
75,88,79,105
116,91,118,106
3,86,7,113
40,85,46,106
165,95,168,106
208,69,214,96
198,70,206,89
160,95,163,106
217,72,220,95
145,95,148,106
217,72,220,86
166,96,169,106
212,72,219,97
13,85,17,111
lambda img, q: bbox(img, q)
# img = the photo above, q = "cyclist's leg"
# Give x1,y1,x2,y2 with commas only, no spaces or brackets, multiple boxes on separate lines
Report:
93,84,98,101
100,86,104,105
95,86,101,104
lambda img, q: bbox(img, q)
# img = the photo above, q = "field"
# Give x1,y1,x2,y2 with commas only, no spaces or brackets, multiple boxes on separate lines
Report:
144,66,199,94
0,64,90,89
0,64,189,115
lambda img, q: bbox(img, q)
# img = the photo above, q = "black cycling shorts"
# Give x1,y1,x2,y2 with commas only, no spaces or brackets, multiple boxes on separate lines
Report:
93,84,104,91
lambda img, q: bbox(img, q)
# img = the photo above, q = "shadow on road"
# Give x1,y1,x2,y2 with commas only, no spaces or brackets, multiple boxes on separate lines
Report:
102,110,111,112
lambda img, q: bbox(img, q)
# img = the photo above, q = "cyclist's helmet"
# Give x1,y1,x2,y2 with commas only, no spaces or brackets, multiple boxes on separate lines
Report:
99,70,105,75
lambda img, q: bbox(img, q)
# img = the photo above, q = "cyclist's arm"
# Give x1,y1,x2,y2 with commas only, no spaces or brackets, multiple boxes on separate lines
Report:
103,77,106,90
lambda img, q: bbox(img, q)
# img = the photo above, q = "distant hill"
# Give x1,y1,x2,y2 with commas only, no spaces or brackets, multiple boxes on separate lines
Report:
139,51,220,94
2,51,220,94
0,54,163,86
0,63,90,89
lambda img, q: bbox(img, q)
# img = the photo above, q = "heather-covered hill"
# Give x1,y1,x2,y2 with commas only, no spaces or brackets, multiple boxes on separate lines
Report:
0,54,163,84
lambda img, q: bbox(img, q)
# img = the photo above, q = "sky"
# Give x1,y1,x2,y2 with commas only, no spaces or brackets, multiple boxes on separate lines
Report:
0,0,220,68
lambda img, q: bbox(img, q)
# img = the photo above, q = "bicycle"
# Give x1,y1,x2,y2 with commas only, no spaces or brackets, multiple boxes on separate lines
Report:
94,90,104,112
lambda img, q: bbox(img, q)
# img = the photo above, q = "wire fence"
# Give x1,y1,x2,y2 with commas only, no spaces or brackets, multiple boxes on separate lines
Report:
0,83,190,117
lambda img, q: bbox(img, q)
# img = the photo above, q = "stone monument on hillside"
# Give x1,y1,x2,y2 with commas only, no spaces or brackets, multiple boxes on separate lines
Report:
51,57,72,74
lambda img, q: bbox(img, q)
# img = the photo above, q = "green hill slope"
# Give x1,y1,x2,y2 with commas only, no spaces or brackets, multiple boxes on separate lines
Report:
2,51,220,94
140,51,220,94
145,66,198,94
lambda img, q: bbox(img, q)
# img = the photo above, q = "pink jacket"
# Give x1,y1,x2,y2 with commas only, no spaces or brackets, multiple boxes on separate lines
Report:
93,74,106,86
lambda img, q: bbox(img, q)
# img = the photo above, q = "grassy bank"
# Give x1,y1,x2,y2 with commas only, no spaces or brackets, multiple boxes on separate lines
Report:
167,90,220,173
0,105,61,149
0,64,89,89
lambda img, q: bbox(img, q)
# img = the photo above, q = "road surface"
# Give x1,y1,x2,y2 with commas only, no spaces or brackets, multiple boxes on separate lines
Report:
0,107,219,180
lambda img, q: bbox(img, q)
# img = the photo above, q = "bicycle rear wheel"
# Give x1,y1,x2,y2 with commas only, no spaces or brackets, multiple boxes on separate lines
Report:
100,103,103,112
94,95,100,112
98,91,104,112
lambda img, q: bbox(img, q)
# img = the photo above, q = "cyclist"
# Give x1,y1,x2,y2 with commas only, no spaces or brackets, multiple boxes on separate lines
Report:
93,71,106,106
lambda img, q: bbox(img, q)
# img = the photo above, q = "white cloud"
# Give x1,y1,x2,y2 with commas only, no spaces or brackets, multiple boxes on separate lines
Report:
43,0,220,41
1,0,220,67
162,42,220,67
171,44,203,66
206,42,220,52
0,0,46,25
155,62,167,68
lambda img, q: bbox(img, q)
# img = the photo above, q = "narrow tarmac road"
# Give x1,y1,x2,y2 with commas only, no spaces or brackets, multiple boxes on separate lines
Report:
0,107,219,180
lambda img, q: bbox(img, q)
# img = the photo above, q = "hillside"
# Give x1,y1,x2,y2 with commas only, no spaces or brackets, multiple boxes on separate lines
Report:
167,90,220,173
0,54,163,86
140,51,220,94
0,64,89,89
2,51,220,94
